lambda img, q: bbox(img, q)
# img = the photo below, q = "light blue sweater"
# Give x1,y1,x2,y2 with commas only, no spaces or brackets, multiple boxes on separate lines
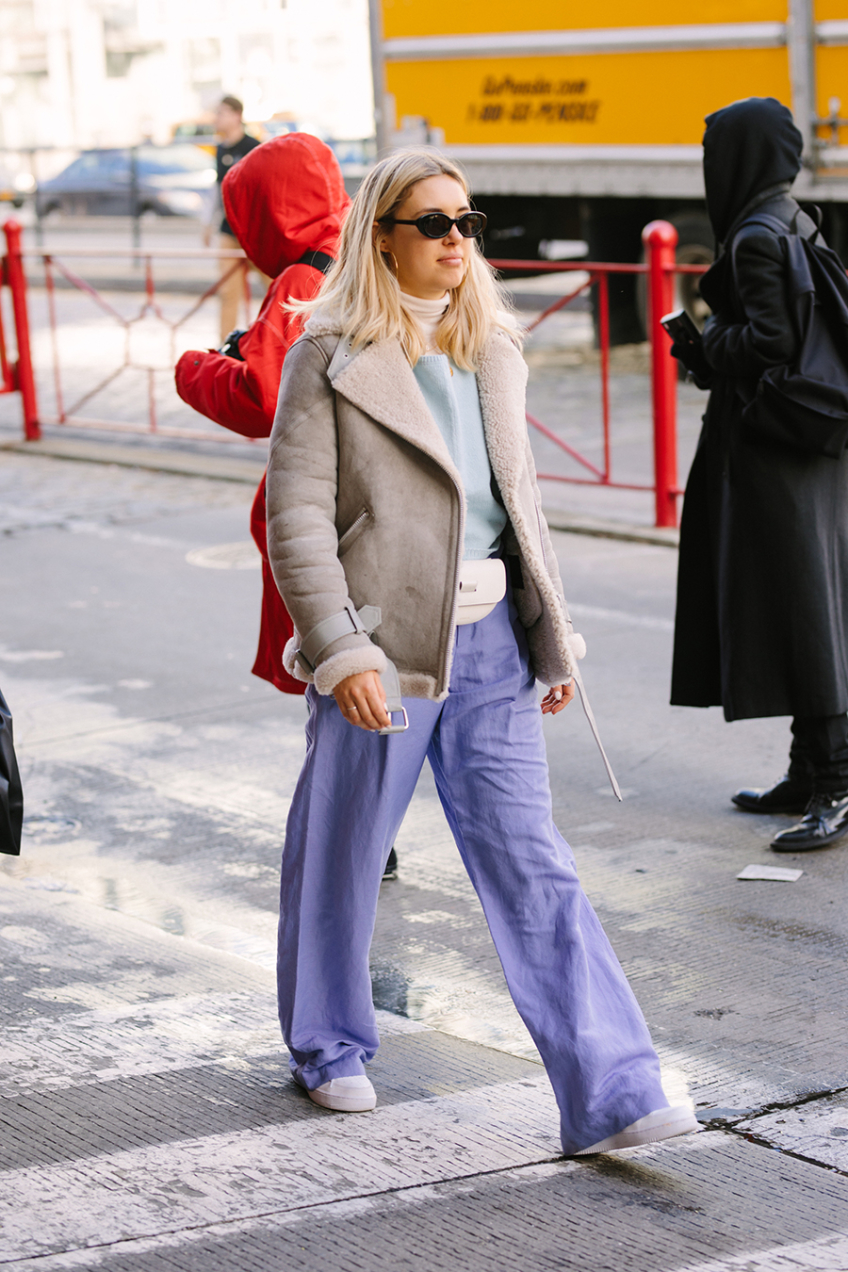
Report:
412,355,507,560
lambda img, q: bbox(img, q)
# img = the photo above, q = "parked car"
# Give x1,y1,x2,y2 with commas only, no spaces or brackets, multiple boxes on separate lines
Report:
0,160,25,209
170,120,217,157
253,123,375,193
35,145,216,217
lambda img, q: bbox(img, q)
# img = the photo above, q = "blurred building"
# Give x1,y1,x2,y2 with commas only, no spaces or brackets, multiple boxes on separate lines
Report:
0,0,373,152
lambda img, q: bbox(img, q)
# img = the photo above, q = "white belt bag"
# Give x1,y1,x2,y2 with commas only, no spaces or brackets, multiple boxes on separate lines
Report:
456,557,507,625
295,559,622,799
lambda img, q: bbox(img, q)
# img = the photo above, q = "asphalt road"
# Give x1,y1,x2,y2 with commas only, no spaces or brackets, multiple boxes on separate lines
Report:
2,449,848,1270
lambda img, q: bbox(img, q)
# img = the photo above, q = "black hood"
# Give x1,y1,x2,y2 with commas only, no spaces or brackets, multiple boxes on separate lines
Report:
703,98,803,242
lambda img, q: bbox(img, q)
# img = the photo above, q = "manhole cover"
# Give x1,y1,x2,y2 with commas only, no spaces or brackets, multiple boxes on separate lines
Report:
185,542,260,570
23,817,81,839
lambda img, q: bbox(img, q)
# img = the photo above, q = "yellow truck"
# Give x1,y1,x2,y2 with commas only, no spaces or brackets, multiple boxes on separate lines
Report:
369,1,848,339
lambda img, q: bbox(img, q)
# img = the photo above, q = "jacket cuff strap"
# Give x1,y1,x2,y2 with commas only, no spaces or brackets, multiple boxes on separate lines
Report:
295,602,382,675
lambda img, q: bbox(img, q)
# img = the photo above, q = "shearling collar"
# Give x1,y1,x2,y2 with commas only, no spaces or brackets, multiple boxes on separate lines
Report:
475,332,529,507
331,337,463,490
306,314,530,502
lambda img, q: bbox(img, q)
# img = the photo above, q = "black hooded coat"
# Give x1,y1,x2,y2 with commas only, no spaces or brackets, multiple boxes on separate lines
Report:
671,98,848,721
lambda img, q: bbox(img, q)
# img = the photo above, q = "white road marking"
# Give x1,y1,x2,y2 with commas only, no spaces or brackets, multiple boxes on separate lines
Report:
568,602,674,632
0,985,428,1099
186,541,260,570
1,990,280,1097
0,1076,562,1261
0,649,64,662
0,1162,572,1271
672,1230,848,1271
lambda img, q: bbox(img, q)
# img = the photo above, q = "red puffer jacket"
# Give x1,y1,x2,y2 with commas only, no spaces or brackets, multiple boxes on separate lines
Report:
175,133,349,692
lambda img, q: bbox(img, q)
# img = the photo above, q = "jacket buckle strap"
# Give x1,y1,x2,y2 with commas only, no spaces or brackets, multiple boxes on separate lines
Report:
296,602,408,735
377,657,409,735
295,601,373,675
348,604,408,731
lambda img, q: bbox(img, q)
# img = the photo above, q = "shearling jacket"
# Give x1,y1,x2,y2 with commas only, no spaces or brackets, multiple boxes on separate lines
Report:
265,313,585,701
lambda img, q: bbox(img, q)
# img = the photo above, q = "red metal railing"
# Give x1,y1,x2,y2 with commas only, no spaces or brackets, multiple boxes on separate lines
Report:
0,221,39,440
4,227,255,446
490,221,703,530
3,220,702,528
38,247,253,442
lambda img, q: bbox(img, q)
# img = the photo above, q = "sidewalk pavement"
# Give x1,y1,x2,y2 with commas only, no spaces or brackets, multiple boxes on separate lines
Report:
2,447,848,1269
5,877,848,1272
0,435,682,546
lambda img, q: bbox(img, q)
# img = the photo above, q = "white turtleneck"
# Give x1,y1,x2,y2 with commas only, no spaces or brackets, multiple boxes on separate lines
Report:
400,290,449,353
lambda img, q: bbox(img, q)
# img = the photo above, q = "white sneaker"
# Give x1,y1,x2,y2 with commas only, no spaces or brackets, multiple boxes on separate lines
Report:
574,1105,699,1155
295,1073,377,1113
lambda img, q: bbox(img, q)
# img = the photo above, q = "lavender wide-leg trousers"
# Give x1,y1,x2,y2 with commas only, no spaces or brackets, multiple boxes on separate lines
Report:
277,595,666,1153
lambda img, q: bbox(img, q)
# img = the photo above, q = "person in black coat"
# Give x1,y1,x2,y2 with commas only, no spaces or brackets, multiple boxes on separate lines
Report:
671,97,848,853
0,687,22,857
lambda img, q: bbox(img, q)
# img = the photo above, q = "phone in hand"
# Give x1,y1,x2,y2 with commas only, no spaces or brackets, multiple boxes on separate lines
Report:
660,308,701,344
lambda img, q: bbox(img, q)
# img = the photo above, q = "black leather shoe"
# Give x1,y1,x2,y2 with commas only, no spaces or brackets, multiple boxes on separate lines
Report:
382,847,398,881
771,793,848,852
732,777,813,815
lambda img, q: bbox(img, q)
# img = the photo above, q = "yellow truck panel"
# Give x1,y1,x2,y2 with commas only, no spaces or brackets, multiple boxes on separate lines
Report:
816,47,848,149
371,2,848,337
386,48,792,147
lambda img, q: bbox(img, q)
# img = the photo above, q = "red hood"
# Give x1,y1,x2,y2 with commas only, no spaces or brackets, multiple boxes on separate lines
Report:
222,133,350,278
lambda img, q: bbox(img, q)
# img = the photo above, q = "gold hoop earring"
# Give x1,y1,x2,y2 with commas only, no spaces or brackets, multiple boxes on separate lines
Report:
381,249,398,274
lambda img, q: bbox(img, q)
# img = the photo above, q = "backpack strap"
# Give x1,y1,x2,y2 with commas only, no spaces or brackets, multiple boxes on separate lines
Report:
734,211,789,238
739,208,821,245
790,204,823,243
295,249,336,275
729,212,792,287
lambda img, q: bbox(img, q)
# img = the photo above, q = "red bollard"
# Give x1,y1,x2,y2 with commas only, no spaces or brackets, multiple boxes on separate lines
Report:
3,220,39,441
642,220,679,529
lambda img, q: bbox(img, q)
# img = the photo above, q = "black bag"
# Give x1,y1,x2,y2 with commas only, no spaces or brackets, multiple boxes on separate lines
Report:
0,688,23,856
733,211,848,458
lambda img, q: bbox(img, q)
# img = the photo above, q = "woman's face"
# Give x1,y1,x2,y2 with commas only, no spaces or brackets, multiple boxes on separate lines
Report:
378,175,473,299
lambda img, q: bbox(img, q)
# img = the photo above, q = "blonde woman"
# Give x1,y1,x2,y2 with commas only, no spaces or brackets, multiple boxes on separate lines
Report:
266,149,697,1155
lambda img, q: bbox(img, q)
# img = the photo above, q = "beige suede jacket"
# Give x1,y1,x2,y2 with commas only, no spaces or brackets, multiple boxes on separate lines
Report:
265,312,586,701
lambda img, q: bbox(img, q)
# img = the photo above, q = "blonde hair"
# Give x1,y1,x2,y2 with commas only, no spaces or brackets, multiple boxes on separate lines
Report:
292,148,519,369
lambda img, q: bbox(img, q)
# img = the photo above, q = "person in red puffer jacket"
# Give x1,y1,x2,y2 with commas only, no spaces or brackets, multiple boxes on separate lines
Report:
175,132,350,695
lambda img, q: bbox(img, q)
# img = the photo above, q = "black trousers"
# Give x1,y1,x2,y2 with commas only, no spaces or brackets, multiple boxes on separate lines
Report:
788,714,848,793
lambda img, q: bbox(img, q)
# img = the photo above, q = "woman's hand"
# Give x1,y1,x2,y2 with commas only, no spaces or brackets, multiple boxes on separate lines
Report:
334,670,391,731
541,682,575,716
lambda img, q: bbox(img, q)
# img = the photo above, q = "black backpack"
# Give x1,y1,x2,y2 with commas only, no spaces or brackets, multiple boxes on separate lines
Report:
732,211,848,458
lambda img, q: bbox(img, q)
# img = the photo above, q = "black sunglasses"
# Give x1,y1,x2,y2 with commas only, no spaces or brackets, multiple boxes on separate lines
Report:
385,211,487,239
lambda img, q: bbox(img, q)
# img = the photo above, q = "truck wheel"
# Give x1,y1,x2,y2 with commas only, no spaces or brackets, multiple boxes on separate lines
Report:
583,199,651,346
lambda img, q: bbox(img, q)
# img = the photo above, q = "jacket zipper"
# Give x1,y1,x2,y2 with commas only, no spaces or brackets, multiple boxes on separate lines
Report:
338,509,370,554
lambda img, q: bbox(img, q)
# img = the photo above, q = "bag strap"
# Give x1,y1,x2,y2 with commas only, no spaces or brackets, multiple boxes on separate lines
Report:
790,205,823,242
295,249,335,275
572,667,622,801
729,212,791,291
733,211,788,239
327,334,356,380
736,208,822,246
